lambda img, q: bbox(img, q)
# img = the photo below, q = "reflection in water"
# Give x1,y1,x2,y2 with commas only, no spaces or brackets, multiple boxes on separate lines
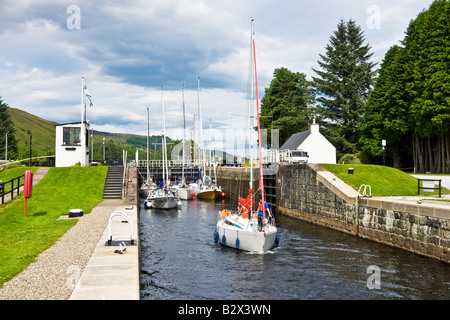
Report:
140,200,450,300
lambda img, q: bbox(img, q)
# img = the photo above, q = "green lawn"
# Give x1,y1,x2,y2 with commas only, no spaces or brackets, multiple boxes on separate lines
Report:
0,166,108,287
320,164,449,197
0,166,38,193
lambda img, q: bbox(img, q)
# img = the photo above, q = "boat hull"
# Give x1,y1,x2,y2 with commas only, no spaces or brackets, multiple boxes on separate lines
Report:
215,216,277,253
176,187,193,200
140,188,151,198
145,195,180,209
197,189,222,200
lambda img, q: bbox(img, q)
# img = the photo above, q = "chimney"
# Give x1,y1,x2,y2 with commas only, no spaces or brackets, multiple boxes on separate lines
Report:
311,118,319,134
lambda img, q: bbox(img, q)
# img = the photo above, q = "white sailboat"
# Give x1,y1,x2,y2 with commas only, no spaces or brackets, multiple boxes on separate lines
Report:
144,87,181,210
173,84,193,200
140,106,157,198
215,19,279,253
193,77,223,200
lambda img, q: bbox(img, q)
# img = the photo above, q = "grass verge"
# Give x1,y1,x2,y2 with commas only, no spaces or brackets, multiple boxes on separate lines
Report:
320,164,449,197
0,167,38,193
0,166,108,287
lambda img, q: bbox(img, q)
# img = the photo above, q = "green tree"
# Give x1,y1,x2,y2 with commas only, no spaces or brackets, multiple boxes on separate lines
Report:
312,19,377,159
260,67,315,145
0,98,18,160
403,0,450,172
359,45,411,168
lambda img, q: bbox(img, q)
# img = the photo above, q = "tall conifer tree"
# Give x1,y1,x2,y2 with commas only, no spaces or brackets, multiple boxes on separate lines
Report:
403,0,450,172
359,45,410,168
312,19,376,159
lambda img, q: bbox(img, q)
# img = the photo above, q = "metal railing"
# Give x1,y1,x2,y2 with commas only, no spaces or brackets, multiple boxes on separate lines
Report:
418,179,442,197
0,174,25,204
137,159,219,168
0,156,55,168
358,184,372,197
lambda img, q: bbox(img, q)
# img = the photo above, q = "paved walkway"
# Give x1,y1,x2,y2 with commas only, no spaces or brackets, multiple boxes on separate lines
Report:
0,198,126,300
412,174,450,189
69,203,139,300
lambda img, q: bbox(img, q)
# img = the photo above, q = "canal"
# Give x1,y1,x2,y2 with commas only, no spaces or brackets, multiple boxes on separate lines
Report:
139,199,450,300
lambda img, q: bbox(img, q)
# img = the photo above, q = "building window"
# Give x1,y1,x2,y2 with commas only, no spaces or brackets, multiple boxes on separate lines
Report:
63,127,81,145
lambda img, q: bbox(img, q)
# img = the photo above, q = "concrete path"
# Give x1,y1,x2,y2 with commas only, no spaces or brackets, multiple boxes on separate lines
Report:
69,203,140,300
32,167,50,186
412,174,450,189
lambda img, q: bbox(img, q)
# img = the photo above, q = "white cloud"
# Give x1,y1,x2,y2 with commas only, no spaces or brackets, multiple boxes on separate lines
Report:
0,0,436,155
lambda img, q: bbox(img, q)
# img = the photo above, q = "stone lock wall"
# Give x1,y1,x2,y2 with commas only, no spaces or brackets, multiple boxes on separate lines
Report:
276,163,359,235
276,163,450,264
357,197,450,263
216,166,260,205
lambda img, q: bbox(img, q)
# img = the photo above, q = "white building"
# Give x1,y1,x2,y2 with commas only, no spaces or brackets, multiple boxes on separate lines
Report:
55,122,90,167
280,120,336,164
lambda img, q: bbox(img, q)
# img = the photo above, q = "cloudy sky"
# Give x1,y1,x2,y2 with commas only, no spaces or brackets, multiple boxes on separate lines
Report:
0,0,434,154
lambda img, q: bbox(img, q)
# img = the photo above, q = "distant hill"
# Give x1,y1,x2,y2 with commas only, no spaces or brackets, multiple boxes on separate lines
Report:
8,107,56,159
7,107,173,161
8,107,234,162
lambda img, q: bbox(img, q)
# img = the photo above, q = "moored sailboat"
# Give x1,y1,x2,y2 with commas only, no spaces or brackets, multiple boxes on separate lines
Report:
193,77,224,201
172,84,194,200
144,87,181,210
215,19,278,253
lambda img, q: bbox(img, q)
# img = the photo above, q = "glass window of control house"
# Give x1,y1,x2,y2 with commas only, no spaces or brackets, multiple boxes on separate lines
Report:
63,127,81,145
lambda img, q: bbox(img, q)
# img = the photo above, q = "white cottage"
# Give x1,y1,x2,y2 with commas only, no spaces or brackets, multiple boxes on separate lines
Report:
55,122,90,167
280,120,336,164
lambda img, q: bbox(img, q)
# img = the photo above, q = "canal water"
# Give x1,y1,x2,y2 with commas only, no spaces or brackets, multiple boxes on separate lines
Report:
139,199,450,300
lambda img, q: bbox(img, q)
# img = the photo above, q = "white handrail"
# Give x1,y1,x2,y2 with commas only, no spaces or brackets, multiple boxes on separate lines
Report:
107,211,134,245
358,184,372,197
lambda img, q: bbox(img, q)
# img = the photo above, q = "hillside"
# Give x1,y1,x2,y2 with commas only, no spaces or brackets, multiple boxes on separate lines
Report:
7,107,166,160
8,107,56,159
8,107,234,162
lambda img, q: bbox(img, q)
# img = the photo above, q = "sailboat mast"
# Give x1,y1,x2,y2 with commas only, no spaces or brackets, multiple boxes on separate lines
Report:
161,86,167,183
197,77,206,182
252,20,265,217
249,19,255,194
248,19,256,214
147,106,150,180
182,84,186,183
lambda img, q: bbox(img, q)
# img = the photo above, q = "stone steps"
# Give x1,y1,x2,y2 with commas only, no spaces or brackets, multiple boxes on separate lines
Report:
103,166,123,199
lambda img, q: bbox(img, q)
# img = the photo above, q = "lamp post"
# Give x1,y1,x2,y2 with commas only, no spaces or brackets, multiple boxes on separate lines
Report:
29,132,32,166
90,128,94,163
382,139,386,166
103,137,105,164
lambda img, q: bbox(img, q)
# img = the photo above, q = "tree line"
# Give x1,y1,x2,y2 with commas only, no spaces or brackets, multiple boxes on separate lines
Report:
260,0,450,173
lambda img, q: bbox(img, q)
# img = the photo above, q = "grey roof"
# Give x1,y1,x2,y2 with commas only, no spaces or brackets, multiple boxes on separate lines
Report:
280,130,311,150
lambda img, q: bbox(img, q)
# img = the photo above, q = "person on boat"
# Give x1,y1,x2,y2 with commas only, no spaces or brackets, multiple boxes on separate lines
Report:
257,201,269,231
238,189,252,212
221,209,231,218
238,202,249,219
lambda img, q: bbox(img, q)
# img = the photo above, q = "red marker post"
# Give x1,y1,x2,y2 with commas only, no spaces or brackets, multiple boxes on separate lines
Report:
24,170,33,217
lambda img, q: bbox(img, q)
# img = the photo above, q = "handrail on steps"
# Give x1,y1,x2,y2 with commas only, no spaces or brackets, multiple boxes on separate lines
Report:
358,184,372,198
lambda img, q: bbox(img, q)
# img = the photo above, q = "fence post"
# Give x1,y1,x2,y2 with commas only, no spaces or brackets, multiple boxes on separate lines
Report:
16,176,20,197
418,179,420,196
439,179,442,198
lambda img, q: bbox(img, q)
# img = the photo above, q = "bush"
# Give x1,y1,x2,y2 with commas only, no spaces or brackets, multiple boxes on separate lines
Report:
338,154,361,164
